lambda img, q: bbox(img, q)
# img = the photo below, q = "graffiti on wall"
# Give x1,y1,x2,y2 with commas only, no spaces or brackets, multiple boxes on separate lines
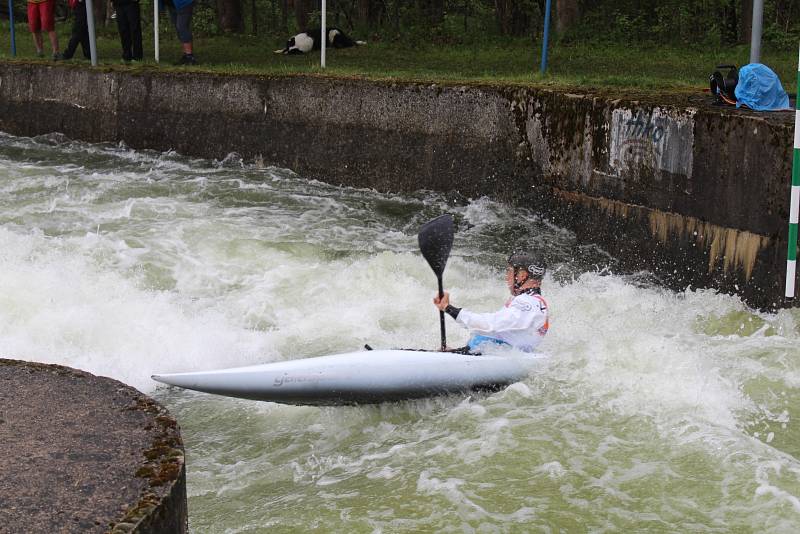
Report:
609,108,694,179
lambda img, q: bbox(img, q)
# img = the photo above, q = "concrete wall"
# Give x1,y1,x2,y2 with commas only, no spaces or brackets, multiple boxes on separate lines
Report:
0,358,187,533
0,63,794,308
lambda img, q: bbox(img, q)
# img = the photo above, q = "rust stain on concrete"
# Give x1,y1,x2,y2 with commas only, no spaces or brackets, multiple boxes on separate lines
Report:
555,189,770,279
648,211,769,278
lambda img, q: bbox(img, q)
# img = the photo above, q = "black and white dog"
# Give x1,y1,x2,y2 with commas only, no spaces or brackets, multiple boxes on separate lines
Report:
274,28,366,55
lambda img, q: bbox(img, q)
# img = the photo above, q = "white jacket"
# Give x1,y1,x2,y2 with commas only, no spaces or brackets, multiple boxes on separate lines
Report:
455,291,549,352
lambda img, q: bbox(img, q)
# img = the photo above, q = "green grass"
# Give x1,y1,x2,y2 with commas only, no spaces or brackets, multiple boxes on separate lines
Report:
0,20,797,94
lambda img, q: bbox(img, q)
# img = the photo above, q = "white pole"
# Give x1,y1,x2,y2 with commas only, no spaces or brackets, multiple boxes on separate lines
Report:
85,0,97,65
785,43,800,298
750,0,764,64
321,0,326,68
154,0,160,62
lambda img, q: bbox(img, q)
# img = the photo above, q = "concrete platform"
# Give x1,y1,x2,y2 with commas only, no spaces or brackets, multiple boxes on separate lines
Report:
0,359,186,533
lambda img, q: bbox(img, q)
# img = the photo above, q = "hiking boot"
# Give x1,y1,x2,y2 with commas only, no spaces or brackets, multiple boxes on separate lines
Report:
176,53,198,65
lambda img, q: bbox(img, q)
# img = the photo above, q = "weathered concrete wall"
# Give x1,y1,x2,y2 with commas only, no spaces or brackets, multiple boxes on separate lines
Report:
0,358,187,533
0,63,794,308
517,92,793,308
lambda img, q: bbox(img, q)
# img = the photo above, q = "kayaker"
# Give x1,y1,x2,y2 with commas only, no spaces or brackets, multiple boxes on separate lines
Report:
433,252,549,353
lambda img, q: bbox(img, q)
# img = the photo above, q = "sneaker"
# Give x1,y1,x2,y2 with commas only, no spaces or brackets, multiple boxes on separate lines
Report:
52,52,63,61
36,49,44,58
176,53,198,65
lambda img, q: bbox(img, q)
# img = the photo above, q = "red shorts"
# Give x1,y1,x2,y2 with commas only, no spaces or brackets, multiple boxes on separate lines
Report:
27,0,56,33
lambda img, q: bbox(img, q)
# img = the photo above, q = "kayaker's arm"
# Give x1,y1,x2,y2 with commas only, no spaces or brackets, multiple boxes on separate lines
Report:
455,297,541,334
435,291,534,331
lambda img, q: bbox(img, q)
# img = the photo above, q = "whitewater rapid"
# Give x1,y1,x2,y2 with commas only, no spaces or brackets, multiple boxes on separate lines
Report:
2,132,799,532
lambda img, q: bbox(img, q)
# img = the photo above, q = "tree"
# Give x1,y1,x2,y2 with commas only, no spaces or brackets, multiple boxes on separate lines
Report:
414,0,444,26
294,0,310,30
358,0,383,28
741,0,756,44
358,0,370,26
217,0,245,32
721,0,738,45
555,0,579,34
495,0,530,35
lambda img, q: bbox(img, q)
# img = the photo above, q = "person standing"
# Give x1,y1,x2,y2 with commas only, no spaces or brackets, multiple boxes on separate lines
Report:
62,0,90,60
113,0,143,62
163,0,197,64
27,0,61,60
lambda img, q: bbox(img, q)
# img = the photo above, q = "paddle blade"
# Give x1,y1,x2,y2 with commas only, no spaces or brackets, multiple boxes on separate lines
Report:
418,214,454,276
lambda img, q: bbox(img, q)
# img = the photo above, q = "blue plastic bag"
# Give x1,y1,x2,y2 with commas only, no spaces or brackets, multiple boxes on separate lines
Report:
735,63,791,111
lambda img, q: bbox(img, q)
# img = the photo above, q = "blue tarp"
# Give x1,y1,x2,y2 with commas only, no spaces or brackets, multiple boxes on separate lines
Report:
735,63,791,111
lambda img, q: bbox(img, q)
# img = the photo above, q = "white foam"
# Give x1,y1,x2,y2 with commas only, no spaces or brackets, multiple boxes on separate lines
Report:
4,134,800,530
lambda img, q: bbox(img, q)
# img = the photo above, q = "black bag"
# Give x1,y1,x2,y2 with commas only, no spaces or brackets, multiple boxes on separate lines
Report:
709,65,738,105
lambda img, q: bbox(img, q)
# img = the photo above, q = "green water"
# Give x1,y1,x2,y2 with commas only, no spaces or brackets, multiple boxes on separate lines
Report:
1,132,799,532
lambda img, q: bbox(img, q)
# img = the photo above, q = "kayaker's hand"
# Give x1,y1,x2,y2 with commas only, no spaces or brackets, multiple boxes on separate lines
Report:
433,291,450,311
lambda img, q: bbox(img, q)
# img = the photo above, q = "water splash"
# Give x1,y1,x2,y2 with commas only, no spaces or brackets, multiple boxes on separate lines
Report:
1,132,799,531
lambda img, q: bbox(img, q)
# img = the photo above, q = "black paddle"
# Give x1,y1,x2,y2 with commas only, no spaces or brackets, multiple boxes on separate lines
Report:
418,214,455,351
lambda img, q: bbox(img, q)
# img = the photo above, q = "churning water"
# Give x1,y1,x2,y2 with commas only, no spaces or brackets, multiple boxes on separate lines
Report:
2,132,800,532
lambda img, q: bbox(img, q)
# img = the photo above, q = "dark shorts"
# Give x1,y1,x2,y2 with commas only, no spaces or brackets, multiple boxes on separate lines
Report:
27,0,56,33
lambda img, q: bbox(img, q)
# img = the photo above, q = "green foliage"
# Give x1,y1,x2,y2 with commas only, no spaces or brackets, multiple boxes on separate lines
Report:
192,0,221,36
568,0,721,45
89,0,799,50
762,22,800,49
2,0,800,49
563,0,799,50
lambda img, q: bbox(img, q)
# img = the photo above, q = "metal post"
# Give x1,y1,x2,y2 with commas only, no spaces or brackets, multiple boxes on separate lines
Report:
321,0,326,68
85,0,97,65
8,0,16,57
154,0,159,62
750,0,763,64
540,0,552,74
785,43,800,298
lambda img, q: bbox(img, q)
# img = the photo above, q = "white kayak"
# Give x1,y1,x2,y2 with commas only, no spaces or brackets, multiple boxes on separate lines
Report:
152,349,547,406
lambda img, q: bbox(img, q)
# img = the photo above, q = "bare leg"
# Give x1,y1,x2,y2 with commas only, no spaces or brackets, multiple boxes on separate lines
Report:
47,30,59,53
32,31,44,55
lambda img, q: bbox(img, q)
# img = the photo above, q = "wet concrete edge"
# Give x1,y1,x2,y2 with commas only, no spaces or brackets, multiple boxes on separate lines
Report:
0,358,187,533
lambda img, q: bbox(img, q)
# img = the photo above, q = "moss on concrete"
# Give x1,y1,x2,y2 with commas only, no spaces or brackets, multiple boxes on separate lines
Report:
0,358,186,533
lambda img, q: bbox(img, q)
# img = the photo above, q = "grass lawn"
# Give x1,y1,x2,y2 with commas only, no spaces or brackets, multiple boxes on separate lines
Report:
0,18,796,95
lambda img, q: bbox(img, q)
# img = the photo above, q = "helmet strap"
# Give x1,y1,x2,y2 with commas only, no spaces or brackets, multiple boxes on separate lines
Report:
512,268,527,295
512,269,542,296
